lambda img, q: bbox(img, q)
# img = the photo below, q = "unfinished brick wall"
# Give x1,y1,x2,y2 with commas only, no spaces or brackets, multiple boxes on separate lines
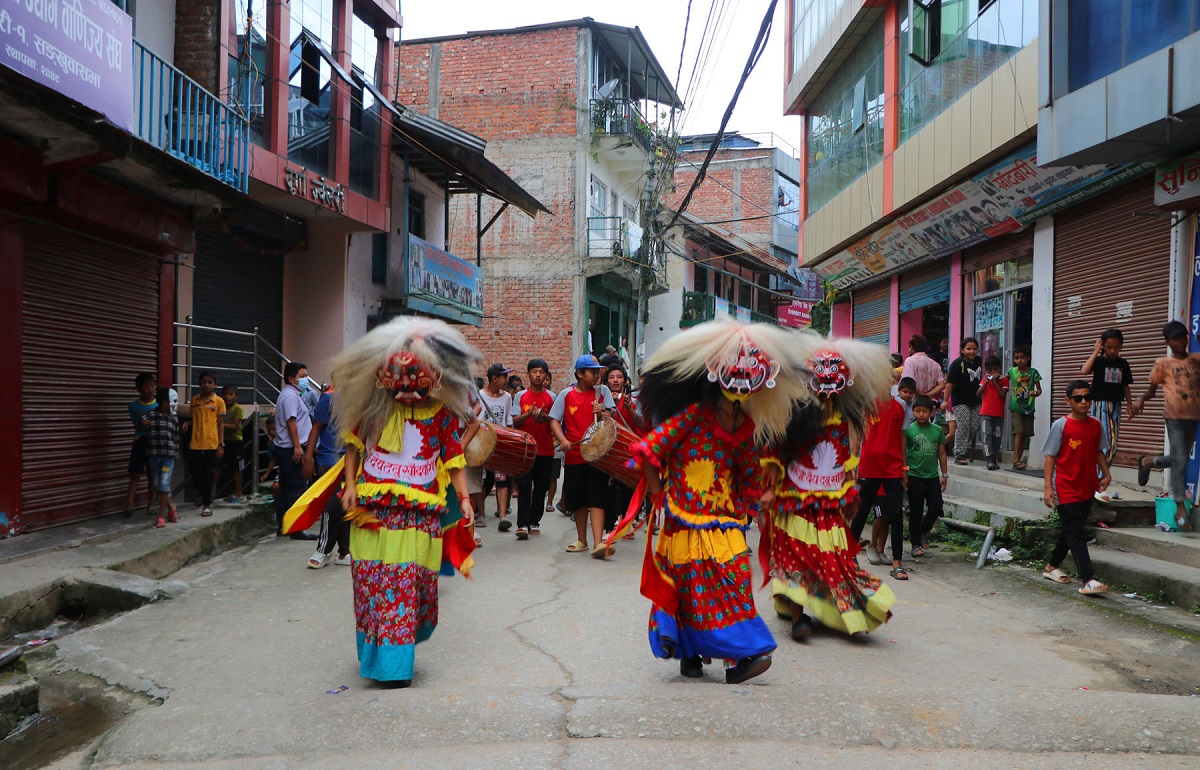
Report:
397,27,582,140
174,0,221,94
397,27,590,380
668,149,777,251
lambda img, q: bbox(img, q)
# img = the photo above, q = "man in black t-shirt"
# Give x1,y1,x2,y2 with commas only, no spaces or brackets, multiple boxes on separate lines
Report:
1080,329,1134,471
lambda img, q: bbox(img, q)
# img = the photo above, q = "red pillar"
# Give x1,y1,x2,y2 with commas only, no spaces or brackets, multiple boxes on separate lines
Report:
267,1,290,157
0,217,23,536
331,0,353,185
159,261,176,388
882,0,900,216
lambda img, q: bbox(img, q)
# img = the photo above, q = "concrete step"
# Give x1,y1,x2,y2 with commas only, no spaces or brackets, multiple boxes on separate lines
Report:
944,475,1048,518
1066,545,1200,610
1093,527,1200,570
950,461,1043,489
941,493,1049,534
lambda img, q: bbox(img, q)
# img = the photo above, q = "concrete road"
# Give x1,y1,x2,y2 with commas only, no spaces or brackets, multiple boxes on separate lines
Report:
34,509,1200,768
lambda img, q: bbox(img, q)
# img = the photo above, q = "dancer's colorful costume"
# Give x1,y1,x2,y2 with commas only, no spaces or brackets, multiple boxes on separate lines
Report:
626,317,815,682
760,342,896,636
283,318,480,685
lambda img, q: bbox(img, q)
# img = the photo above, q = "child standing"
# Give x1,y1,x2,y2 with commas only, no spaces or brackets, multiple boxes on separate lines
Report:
144,387,180,528
904,395,948,556
1007,347,1042,470
1080,329,1134,472
1042,380,1111,595
125,372,159,516
217,385,246,503
851,382,914,581
945,338,983,465
976,356,1009,471
549,355,616,558
185,372,225,516
1133,321,1200,531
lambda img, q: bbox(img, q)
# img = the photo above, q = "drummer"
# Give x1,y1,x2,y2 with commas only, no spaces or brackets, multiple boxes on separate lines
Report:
473,363,516,533
549,354,617,559
512,358,558,540
602,362,645,536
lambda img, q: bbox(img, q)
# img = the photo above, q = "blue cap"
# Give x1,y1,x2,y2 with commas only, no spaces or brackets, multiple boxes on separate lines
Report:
574,354,604,370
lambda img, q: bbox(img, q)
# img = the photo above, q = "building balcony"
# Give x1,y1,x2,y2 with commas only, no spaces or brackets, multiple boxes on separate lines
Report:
680,291,775,328
587,215,646,264
132,40,250,193
590,98,652,154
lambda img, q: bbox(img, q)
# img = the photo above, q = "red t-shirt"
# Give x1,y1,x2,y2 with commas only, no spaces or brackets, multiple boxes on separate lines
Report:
980,376,1009,418
1050,416,1103,505
858,398,906,479
517,389,556,456
558,387,602,465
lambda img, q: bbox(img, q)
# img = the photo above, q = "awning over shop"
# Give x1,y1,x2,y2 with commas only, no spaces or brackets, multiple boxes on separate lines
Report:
391,108,551,219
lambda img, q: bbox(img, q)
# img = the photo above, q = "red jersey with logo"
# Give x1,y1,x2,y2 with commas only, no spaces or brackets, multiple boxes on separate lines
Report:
980,376,1009,418
517,389,556,456
1047,415,1103,505
858,397,906,479
556,387,602,465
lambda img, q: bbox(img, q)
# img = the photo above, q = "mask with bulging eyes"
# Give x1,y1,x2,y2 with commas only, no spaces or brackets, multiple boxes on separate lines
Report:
376,351,441,403
706,338,779,402
808,351,852,398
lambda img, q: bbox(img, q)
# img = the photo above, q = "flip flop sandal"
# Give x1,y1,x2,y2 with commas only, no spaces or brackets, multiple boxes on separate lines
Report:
565,540,589,553
1078,580,1108,595
1042,568,1071,583
889,567,909,580
912,546,926,558
591,544,614,559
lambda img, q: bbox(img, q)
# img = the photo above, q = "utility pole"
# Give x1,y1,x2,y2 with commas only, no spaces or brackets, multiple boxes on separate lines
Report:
635,135,659,383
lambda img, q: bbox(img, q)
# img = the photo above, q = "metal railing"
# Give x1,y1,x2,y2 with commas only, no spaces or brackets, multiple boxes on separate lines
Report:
133,40,250,193
173,319,300,499
680,292,777,328
587,215,651,265
590,98,652,153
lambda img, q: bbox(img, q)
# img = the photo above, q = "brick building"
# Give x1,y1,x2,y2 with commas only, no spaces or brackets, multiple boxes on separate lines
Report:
396,18,682,379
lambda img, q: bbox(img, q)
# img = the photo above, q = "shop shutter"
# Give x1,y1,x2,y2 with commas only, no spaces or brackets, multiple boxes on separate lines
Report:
852,280,890,345
191,230,283,396
899,261,950,313
1052,178,1168,467
22,226,161,529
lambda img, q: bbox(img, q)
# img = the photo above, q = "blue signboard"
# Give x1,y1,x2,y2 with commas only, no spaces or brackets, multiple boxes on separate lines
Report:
0,0,133,130
406,234,483,324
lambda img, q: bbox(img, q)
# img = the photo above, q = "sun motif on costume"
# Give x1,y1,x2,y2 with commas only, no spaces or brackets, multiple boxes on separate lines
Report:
706,338,779,401
377,350,441,403
807,350,853,399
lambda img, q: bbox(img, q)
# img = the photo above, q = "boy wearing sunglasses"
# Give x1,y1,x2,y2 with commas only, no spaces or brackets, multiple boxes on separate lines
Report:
1040,380,1111,595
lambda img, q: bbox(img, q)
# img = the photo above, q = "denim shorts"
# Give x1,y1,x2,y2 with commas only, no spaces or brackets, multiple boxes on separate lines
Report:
148,456,175,493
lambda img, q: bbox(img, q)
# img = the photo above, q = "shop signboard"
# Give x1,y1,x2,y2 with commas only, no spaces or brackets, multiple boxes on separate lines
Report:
0,0,133,131
1155,151,1200,210
976,144,1147,224
777,299,814,328
407,234,483,320
973,295,1005,333
815,142,1146,289
714,297,730,316
735,305,751,323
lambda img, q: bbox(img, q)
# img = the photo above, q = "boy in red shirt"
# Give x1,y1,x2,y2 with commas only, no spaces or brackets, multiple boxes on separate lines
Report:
1042,380,1111,595
549,355,616,558
513,358,557,540
977,355,1009,471
851,380,915,580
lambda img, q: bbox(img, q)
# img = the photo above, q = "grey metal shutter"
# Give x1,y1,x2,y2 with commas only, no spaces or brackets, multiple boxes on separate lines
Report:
899,262,950,313
852,280,890,346
22,226,161,529
1052,178,1168,468
191,230,283,395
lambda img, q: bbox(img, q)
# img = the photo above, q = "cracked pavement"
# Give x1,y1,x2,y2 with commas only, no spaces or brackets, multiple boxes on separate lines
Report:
36,510,1200,768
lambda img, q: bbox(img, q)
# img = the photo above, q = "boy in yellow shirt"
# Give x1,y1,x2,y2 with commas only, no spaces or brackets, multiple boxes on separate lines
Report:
185,371,225,516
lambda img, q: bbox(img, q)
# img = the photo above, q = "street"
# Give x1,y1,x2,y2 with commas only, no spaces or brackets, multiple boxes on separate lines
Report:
27,508,1200,769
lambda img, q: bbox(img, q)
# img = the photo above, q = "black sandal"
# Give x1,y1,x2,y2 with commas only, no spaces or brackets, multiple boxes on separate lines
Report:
890,567,909,580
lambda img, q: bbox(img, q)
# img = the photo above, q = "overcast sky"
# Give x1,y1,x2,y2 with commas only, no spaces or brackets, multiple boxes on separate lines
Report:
401,0,801,156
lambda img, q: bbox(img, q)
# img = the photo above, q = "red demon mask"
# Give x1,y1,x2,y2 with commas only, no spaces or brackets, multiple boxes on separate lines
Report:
376,351,440,402
808,350,852,398
707,338,779,401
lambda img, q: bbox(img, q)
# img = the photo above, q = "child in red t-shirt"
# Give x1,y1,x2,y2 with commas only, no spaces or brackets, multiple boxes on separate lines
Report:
549,355,616,558
1041,379,1111,596
851,380,916,580
977,356,1009,471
